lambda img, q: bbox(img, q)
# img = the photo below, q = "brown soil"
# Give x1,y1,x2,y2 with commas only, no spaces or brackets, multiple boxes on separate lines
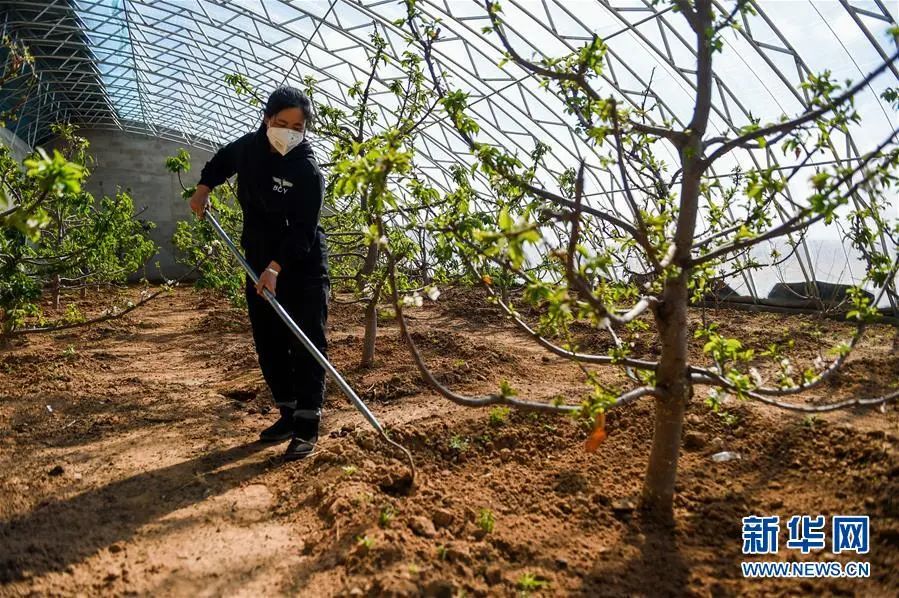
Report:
0,285,896,597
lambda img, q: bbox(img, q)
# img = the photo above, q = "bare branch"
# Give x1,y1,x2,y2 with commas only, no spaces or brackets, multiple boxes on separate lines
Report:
3,260,203,338
610,101,662,270
0,204,20,219
692,377,899,412
483,0,684,145
713,0,750,34
440,220,657,328
692,130,899,267
330,296,372,305
564,164,657,325
613,385,665,407
691,255,899,397
329,252,367,259
630,121,688,147
703,48,899,166
384,235,576,413
327,231,366,237
399,97,440,136
355,43,384,142
485,0,582,84
468,256,660,371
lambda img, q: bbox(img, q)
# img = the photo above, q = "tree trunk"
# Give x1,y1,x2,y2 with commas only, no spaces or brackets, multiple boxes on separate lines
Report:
358,240,379,291
359,206,380,367
52,273,61,311
417,230,431,285
641,274,692,520
361,281,381,368
358,192,378,293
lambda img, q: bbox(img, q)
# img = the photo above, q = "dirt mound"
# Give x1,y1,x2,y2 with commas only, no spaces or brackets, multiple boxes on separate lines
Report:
261,399,898,597
194,307,250,335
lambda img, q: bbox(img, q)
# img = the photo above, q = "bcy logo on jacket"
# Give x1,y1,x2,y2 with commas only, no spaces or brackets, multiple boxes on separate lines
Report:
272,176,294,194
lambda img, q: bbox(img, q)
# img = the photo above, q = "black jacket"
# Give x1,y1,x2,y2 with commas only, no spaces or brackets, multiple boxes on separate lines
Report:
198,129,329,281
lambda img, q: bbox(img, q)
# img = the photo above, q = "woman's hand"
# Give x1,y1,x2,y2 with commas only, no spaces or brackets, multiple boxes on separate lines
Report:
189,185,212,219
256,261,281,296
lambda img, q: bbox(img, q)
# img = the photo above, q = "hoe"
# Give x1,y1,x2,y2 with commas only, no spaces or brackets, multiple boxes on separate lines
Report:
204,206,415,489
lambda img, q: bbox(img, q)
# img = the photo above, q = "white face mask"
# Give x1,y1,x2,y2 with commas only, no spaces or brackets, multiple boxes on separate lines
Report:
266,126,305,156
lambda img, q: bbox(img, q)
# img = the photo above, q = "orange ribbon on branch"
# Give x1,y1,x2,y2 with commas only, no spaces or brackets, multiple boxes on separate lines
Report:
584,412,607,452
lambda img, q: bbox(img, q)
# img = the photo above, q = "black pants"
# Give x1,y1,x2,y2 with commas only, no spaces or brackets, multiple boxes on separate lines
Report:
245,273,329,436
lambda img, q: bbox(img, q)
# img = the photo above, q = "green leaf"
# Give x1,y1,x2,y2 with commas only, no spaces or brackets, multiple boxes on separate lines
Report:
498,206,512,231
811,171,829,190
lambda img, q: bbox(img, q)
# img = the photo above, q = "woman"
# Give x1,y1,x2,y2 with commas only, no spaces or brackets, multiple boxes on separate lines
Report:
189,86,329,461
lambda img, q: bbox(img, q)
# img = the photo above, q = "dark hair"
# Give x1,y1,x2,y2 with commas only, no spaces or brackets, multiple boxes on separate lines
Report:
262,86,313,129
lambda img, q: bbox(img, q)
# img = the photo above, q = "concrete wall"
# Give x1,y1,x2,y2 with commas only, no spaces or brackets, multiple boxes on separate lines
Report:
46,129,215,281
0,127,33,163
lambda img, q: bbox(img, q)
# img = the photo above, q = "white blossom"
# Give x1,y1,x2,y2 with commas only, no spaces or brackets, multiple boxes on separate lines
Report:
779,357,793,376
402,292,424,308
425,285,440,301
749,367,763,386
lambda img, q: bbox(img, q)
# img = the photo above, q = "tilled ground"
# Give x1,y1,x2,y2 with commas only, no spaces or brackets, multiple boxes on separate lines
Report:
0,285,896,597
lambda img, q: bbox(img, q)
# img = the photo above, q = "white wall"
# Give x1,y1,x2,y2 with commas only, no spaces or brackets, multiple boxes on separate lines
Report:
0,127,33,163
45,129,215,281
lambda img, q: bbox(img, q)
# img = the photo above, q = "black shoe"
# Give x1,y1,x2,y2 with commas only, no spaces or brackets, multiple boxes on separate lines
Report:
284,435,317,461
259,408,295,442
